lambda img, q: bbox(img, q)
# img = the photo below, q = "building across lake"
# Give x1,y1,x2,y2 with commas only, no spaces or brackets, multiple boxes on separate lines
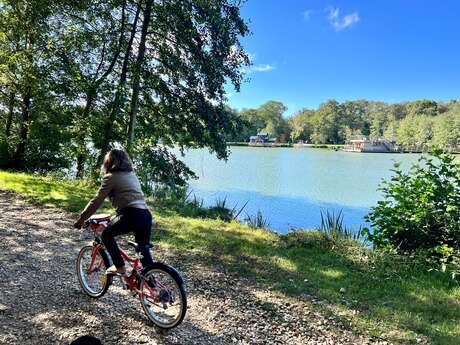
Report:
344,137,399,153
249,132,278,146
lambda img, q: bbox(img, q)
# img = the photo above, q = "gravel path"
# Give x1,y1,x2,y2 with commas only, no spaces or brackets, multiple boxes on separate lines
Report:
0,190,390,345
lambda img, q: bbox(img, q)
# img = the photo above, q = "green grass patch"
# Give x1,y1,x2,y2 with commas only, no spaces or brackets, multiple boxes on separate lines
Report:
0,170,459,344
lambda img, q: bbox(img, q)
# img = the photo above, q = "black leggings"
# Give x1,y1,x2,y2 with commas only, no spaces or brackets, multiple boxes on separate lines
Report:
101,207,153,269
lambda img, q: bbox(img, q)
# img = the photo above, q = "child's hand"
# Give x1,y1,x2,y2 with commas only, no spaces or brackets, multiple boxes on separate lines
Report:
73,218,85,229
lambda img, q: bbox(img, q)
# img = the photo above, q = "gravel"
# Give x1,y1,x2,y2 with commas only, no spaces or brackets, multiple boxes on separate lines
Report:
0,190,392,345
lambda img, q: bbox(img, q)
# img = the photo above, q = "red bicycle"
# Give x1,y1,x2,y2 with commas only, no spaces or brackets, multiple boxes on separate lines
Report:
75,214,187,329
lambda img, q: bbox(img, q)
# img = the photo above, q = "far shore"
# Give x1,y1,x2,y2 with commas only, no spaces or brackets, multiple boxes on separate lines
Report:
227,142,343,149
226,142,459,154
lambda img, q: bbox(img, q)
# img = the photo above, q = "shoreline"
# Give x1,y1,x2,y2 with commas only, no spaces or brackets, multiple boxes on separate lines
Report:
227,142,459,154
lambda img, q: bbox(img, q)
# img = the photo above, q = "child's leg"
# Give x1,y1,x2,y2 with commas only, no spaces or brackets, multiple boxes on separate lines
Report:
132,210,154,269
101,215,130,271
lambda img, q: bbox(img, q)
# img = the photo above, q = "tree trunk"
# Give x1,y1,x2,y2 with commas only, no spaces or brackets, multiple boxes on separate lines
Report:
11,90,31,169
75,91,95,179
97,2,141,166
5,92,15,137
126,0,153,154
74,1,128,178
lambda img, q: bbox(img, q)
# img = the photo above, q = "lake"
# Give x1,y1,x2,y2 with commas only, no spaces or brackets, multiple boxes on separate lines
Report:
176,147,421,233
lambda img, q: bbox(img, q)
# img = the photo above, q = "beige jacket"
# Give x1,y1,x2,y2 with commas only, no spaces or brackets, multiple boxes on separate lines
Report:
80,171,146,220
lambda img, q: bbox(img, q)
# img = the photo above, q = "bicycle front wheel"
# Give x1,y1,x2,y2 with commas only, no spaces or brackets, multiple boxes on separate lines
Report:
76,245,112,298
139,263,187,329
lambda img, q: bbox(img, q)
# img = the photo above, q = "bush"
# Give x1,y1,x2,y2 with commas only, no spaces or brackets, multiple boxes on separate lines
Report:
363,150,460,252
245,210,270,229
319,209,362,242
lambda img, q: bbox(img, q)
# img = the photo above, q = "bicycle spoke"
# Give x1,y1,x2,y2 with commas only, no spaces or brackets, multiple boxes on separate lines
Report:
139,268,186,328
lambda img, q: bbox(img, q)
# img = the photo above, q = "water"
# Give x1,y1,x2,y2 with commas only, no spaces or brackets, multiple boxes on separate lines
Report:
176,147,421,233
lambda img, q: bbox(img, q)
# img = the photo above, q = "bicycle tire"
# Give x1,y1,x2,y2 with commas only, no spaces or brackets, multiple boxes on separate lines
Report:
76,245,112,298
139,262,187,329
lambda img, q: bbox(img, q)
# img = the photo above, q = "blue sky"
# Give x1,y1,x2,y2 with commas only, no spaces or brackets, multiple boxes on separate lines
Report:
227,0,460,116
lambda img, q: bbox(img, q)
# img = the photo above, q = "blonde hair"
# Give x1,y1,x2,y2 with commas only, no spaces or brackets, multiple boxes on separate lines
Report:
102,149,133,174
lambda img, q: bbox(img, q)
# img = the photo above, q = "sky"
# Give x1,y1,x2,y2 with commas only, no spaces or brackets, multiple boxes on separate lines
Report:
227,0,460,116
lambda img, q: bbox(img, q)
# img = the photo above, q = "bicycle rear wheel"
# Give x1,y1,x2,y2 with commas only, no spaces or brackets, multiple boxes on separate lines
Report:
139,263,187,329
76,245,112,298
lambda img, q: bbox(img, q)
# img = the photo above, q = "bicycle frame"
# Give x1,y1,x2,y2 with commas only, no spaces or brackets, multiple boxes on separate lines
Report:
79,214,187,329
87,236,161,303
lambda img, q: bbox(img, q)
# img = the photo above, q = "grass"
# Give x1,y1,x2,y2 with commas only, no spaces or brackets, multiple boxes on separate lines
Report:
1,170,459,344
320,209,363,241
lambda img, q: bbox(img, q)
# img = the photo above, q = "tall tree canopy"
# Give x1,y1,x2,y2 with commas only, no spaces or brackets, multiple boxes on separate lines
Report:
0,0,250,186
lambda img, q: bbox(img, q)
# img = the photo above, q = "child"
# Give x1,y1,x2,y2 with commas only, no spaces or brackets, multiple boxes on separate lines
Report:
74,149,153,275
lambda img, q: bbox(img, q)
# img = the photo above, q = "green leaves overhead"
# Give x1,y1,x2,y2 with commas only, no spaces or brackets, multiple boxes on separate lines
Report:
0,0,250,179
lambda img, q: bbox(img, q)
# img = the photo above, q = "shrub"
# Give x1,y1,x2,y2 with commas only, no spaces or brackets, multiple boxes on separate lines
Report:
320,209,362,242
363,150,460,252
245,210,270,229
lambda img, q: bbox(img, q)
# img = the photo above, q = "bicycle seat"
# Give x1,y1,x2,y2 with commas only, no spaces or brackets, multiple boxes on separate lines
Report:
127,240,153,252
89,214,112,224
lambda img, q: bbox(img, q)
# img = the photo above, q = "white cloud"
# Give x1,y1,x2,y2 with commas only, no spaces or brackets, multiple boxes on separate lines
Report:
249,64,276,73
327,7,360,31
303,10,312,21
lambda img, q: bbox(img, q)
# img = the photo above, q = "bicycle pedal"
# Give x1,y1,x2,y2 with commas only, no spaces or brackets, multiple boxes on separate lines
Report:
118,276,128,290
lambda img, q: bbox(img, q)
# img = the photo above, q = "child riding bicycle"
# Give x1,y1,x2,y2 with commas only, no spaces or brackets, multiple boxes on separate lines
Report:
74,149,153,276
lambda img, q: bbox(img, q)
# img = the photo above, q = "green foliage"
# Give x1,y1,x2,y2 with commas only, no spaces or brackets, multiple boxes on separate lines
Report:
425,245,460,281
227,98,460,152
231,101,291,142
289,108,314,142
363,151,460,252
0,0,250,179
320,209,362,242
245,210,270,229
432,102,460,151
135,145,197,195
297,98,460,150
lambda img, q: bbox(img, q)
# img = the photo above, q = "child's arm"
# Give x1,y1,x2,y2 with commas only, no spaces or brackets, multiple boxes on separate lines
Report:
74,174,113,228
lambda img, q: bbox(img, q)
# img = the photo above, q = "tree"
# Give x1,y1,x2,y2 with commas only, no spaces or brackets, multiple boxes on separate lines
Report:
97,0,141,167
432,104,460,151
368,102,389,138
341,99,370,138
405,99,438,117
257,101,289,139
289,109,314,142
120,0,251,162
52,0,128,177
0,0,68,169
310,100,343,144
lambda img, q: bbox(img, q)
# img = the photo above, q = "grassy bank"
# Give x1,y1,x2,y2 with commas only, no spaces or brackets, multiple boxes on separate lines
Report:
0,170,459,344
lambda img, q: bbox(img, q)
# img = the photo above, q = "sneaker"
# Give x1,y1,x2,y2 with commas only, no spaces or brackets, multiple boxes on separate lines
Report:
106,265,127,276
